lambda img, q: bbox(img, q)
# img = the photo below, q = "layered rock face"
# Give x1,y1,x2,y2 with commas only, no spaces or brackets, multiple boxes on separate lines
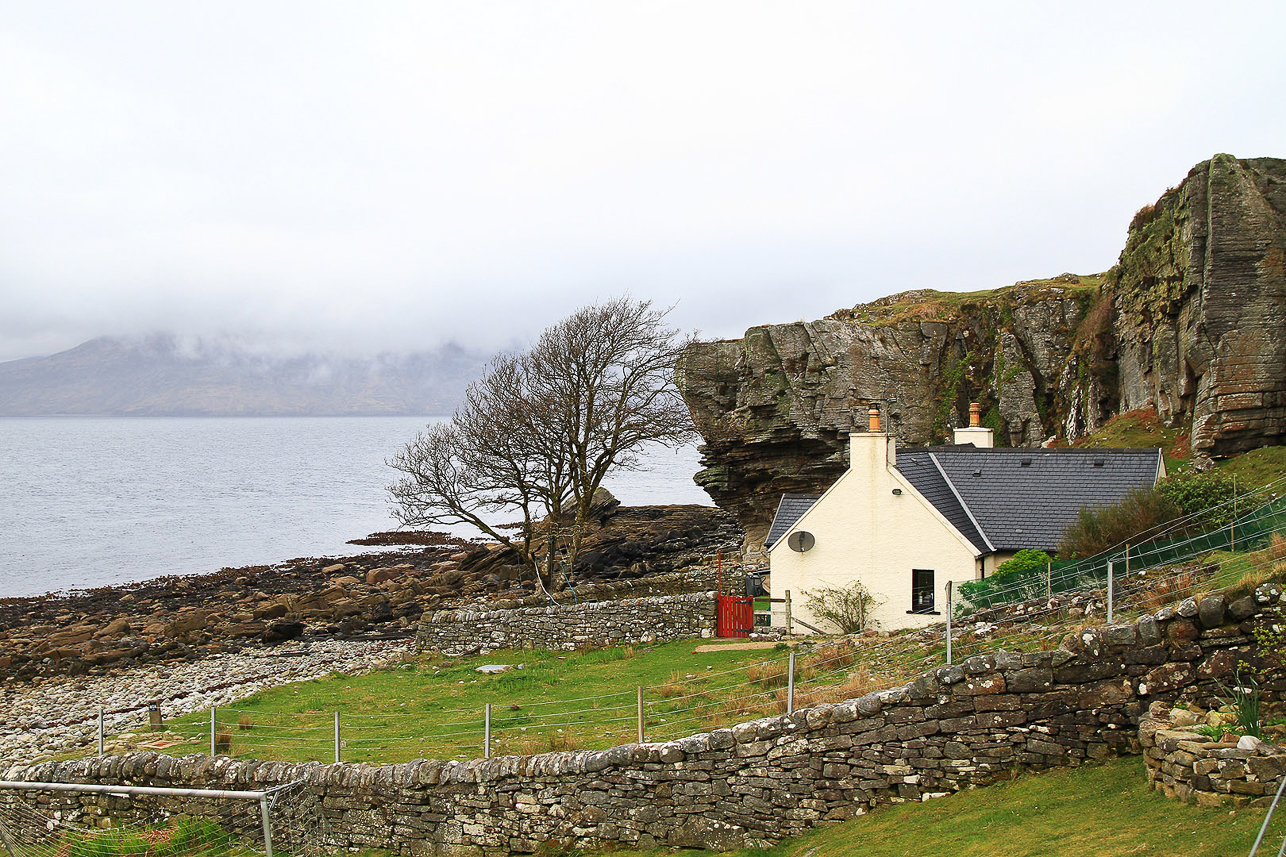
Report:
676,279,1102,555
1114,155,1286,454
678,155,1285,557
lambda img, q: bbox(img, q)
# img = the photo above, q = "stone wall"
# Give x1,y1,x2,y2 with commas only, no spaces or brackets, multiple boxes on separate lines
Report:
473,567,729,612
5,585,1279,855
1140,704,1286,807
415,591,717,657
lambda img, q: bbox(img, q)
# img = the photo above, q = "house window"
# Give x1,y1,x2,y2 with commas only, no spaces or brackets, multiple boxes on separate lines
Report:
910,569,936,614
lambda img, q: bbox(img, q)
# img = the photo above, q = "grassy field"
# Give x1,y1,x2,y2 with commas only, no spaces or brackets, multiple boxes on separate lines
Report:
1224,446,1286,491
139,640,821,763
566,756,1284,857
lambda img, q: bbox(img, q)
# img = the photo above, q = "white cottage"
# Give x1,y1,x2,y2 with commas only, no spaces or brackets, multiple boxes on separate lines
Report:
767,403,1164,633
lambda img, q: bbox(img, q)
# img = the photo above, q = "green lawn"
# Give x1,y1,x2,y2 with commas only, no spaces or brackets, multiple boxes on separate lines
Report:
141,641,807,763
580,756,1285,857
1223,446,1286,491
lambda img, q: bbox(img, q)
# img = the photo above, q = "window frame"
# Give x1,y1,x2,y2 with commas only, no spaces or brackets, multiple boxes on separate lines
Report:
908,568,938,615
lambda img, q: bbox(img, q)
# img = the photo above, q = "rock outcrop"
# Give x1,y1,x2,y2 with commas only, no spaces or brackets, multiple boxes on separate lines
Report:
676,277,1104,555
1114,154,1286,455
677,155,1286,557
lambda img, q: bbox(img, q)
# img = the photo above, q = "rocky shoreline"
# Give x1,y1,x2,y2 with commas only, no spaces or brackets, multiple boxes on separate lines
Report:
0,502,740,686
0,638,410,764
0,502,742,762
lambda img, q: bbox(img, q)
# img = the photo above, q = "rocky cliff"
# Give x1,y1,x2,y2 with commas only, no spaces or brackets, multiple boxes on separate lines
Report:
677,154,1286,557
1114,154,1286,454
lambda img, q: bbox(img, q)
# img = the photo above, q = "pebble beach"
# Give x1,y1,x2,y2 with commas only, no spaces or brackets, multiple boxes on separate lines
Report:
0,639,410,765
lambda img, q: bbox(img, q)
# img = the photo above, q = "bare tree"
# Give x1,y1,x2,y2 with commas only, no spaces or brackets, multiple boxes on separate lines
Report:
388,297,695,586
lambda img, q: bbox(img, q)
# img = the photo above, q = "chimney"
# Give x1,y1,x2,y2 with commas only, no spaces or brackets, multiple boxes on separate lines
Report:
953,402,994,448
851,401,896,470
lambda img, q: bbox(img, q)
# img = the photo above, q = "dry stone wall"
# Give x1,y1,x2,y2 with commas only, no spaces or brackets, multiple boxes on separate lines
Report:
1140,704,1286,807
5,585,1281,855
415,591,717,657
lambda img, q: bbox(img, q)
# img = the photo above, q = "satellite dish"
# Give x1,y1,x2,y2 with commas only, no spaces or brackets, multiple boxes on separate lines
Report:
787,531,815,552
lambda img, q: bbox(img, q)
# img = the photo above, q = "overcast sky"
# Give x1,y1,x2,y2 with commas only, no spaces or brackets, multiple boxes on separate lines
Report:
1,1,1283,362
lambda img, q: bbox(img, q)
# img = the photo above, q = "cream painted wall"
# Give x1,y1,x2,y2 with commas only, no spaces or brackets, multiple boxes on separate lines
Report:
769,432,982,634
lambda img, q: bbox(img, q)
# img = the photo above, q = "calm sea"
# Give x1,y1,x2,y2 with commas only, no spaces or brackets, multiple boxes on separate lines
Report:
0,417,709,599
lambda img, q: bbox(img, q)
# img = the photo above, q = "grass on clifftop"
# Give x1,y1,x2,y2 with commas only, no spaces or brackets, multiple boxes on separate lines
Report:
832,273,1104,326
576,757,1284,857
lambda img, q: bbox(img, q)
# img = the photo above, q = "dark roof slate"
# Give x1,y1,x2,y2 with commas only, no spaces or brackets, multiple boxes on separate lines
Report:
900,446,1162,552
891,451,989,553
765,493,823,549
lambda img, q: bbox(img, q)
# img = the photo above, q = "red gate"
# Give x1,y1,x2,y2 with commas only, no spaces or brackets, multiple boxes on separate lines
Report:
716,595,754,637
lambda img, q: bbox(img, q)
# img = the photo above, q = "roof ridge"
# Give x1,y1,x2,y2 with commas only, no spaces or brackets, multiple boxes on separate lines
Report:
918,445,1161,454
928,452,995,553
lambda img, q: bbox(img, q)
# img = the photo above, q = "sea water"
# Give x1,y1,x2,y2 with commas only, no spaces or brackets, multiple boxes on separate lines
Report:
0,417,709,599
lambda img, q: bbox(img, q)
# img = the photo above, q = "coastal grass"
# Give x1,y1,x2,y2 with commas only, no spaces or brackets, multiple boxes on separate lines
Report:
842,275,1103,326
116,624,1067,766
569,756,1285,857
1222,446,1286,491
91,532,1284,768
129,640,801,764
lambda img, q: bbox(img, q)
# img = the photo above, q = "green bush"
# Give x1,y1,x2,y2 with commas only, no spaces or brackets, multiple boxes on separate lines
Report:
1060,470,1265,559
1058,487,1182,559
991,549,1052,581
1155,469,1258,528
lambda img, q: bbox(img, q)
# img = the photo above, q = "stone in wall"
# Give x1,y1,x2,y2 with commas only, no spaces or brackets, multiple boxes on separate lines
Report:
1140,702,1286,807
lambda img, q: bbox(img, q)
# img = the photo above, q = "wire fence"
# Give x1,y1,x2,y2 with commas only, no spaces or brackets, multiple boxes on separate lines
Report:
955,474,1286,612
63,473,1286,765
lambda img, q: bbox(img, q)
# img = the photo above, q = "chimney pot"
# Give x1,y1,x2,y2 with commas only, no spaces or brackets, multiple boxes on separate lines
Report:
969,402,982,428
868,404,881,433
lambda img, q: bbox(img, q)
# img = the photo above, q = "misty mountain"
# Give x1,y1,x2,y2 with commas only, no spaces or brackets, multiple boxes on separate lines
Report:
0,335,491,416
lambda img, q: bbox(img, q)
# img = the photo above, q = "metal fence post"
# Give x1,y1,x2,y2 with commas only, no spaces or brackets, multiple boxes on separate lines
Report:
210,707,217,758
787,652,796,715
945,581,953,666
636,687,645,743
259,795,273,857
484,703,492,759
1046,561,1052,600
97,708,104,756
784,590,793,637
1232,475,1238,551
1107,560,1114,624
334,712,341,764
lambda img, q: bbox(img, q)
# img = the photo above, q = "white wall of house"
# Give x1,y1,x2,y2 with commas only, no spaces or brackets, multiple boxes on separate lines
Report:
769,431,982,634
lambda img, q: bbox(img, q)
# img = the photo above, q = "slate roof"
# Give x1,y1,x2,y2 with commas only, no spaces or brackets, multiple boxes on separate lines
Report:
764,493,823,549
895,446,1163,553
890,451,989,552
766,446,1163,554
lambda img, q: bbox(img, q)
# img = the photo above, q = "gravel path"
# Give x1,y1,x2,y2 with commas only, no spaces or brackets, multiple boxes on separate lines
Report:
0,639,411,764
